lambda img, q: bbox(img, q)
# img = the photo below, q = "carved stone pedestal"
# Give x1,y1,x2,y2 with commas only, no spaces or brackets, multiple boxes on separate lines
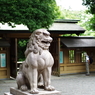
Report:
4,87,61,95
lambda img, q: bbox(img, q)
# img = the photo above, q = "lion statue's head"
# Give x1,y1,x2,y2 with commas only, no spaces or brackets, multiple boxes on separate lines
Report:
25,29,53,57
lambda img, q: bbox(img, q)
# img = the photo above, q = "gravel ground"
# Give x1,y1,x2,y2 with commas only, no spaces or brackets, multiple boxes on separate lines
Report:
1,73,95,95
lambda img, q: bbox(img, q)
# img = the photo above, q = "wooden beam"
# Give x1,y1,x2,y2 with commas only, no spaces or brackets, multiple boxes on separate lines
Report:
7,33,31,38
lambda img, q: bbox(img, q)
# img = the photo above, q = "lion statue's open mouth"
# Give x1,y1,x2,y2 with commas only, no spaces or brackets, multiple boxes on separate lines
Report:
16,29,55,94
41,40,51,47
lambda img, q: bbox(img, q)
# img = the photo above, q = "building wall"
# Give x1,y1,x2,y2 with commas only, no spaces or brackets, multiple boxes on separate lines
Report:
0,47,10,79
60,47,95,75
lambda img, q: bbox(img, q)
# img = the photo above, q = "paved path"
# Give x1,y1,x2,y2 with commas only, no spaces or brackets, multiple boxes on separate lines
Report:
1,73,95,95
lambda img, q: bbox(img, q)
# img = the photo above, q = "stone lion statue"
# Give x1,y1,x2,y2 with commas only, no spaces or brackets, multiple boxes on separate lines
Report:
16,29,55,94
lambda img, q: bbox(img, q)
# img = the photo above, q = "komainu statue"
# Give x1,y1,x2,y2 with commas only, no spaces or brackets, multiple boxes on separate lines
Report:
16,29,55,94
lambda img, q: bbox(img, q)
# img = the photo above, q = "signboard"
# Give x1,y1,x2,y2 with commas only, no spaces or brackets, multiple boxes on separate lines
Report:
0,53,6,67
60,51,63,63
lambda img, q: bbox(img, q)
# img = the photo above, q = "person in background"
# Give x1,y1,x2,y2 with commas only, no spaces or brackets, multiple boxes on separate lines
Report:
84,52,90,76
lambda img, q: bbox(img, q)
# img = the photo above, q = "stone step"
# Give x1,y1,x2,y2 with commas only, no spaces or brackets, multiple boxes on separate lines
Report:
4,87,61,95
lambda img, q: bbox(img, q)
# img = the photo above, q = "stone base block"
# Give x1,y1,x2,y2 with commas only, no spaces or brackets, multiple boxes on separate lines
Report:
4,87,61,95
4,92,13,95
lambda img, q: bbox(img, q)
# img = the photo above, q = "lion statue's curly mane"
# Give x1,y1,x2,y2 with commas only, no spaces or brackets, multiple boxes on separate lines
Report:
24,28,52,57
16,29,55,94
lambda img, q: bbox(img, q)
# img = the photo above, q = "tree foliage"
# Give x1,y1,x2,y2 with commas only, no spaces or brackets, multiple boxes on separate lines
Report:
57,8,82,20
82,0,95,31
18,39,28,61
82,0,95,14
0,0,59,32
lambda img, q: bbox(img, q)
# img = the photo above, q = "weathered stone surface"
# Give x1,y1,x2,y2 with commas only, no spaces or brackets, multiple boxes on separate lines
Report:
16,29,55,94
4,92,13,95
4,87,61,95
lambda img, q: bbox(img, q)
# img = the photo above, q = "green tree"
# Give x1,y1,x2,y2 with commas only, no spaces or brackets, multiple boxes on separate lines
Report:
58,8,82,20
82,0,95,31
0,0,59,32
17,39,28,61
82,0,95,14
0,0,60,61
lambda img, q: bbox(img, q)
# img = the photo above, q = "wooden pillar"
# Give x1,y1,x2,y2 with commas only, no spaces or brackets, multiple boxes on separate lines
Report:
15,38,17,76
58,38,60,76
10,38,17,78
50,37,60,76
7,47,10,78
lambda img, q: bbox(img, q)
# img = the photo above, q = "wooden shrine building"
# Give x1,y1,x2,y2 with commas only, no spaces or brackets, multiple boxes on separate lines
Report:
58,37,95,76
0,19,94,79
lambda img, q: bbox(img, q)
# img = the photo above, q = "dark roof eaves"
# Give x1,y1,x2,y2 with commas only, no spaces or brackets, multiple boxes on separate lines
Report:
54,19,80,23
60,36,95,39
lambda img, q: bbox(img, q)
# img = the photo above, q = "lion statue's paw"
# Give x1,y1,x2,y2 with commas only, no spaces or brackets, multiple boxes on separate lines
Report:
20,85,28,91
45,85,55,91
38,82,44,89
29,89,39,94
